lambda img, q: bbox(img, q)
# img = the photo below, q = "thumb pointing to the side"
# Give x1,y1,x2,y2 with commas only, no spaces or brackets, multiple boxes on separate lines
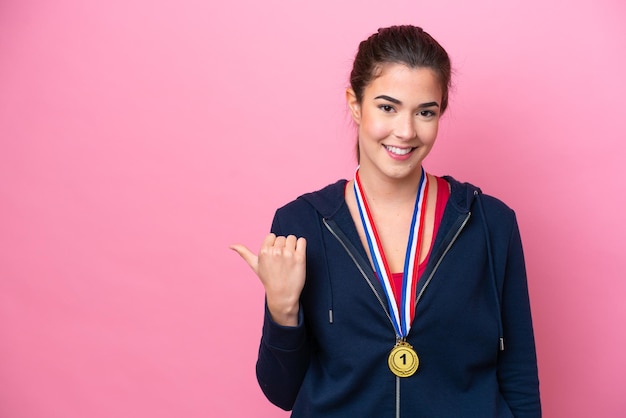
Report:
229,244,259,274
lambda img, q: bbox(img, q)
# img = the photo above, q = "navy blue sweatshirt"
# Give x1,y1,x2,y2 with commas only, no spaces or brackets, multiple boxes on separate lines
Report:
256,177,541,417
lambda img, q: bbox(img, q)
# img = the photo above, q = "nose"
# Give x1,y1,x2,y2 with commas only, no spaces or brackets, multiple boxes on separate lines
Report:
393,113,417,141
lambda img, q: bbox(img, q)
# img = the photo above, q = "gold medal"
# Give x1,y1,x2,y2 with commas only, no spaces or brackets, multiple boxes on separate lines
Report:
388,341,419,377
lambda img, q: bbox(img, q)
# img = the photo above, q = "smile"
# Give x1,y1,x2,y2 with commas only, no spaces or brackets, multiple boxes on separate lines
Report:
384,145,414,156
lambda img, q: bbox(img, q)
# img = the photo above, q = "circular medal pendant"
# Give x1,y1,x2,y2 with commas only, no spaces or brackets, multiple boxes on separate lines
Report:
388,341,419,377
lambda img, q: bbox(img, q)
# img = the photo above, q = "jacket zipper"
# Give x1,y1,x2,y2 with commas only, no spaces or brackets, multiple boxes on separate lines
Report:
323,211,471,418
415,212,471,306
322,218,394,326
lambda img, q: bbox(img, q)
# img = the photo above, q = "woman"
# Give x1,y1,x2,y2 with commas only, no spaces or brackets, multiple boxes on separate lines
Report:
231,25,541,417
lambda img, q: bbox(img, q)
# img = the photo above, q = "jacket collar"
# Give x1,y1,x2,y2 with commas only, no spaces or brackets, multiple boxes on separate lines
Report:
299,176,480,218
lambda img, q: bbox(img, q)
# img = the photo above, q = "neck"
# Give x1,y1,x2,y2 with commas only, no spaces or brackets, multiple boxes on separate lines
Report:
356,166,424,205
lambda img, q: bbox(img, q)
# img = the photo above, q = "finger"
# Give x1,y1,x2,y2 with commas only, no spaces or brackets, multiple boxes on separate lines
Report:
261,233,277,248
295,237,307,255
274,235,287,248
285,234,297,250
229,244,259,273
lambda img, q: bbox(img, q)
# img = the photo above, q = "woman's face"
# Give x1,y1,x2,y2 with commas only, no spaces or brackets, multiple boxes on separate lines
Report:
347,63,443,183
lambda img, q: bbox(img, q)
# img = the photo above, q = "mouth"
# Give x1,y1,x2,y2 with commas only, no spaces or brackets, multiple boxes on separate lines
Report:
384,145,415,156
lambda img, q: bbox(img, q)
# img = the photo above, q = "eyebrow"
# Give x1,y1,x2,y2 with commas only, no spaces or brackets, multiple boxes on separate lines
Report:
374,95,440,108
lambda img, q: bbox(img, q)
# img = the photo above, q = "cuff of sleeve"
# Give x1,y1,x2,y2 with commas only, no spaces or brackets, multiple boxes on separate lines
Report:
262,304,306,351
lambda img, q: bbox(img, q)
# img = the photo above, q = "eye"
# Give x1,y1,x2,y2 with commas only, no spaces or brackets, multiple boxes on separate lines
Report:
378,104,395,113
418,110,437,118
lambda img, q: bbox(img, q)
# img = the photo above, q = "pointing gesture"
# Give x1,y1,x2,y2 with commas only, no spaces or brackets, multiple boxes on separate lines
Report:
231,233,307,326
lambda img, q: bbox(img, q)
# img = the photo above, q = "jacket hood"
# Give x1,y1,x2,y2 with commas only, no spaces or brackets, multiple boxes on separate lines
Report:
299,176,482,218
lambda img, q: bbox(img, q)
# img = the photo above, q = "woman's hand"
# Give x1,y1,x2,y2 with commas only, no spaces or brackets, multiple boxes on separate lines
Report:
230,233,306,326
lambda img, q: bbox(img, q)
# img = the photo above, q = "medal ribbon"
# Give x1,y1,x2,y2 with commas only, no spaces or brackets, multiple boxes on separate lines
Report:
353,167,429,338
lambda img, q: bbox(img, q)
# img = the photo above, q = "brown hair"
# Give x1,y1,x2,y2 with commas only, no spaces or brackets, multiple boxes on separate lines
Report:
350,25,451,112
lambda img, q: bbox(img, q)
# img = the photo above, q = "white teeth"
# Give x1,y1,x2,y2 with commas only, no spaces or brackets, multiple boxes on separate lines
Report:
385,145,413,155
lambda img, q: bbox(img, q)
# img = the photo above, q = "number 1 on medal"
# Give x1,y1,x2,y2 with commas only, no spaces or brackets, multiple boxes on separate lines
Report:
388,341,419,377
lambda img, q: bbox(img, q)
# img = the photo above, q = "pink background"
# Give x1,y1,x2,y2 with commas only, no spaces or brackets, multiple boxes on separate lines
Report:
1,0,625,417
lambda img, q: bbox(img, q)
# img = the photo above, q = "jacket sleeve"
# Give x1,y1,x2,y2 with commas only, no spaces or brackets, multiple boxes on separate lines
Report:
255,213,311,411
497,215,541,417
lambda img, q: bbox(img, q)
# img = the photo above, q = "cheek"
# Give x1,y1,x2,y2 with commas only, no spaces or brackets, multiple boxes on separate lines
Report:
360,115,391,140
419,122,439,144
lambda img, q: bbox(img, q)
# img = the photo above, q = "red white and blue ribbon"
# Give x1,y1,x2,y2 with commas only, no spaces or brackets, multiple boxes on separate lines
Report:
353,167,429,338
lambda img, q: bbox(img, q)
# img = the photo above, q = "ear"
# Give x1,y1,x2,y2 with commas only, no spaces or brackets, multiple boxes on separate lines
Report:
346,88,361,125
